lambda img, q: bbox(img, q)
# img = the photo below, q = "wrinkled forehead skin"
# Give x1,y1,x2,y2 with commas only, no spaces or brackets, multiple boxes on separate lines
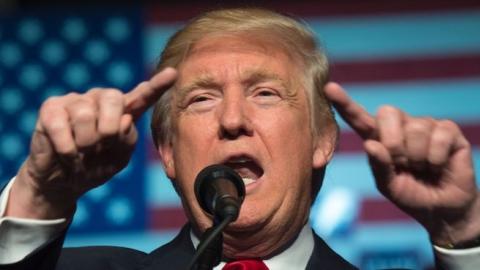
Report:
174,34,307,101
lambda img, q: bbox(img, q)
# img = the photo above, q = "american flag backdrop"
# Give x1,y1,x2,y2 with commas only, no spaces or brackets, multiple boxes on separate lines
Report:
0,1,479,269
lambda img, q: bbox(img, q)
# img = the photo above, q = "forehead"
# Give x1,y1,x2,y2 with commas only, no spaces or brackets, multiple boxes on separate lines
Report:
176,35,303,83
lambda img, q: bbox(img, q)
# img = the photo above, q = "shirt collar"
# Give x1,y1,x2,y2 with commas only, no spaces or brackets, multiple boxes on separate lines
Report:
190,223,314,270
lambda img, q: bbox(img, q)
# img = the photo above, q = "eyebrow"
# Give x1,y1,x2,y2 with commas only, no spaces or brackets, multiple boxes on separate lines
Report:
176,68,291,102
241,68,293,95
176,74,220,103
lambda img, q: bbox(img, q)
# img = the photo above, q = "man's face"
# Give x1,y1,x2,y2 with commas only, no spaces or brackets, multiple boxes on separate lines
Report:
160,35,331,256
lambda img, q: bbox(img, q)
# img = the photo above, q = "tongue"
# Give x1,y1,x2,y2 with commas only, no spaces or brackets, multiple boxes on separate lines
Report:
233,166,259,180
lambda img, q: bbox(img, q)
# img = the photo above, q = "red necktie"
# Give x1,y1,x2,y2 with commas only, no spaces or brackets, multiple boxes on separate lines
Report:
222,260,269,270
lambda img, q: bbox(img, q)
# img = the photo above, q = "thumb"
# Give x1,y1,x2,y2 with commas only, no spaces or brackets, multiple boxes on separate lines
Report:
27,127,57,180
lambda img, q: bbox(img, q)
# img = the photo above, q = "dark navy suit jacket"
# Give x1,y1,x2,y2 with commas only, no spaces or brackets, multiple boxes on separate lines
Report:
0,224,358,270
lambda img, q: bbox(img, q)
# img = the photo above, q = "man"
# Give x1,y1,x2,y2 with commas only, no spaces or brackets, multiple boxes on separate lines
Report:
0,7,479,269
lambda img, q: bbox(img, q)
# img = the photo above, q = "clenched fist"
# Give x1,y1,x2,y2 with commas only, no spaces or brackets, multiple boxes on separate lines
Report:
6,68,177,220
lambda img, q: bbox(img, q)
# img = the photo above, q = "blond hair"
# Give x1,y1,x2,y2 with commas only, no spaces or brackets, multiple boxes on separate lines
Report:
151,7,338,148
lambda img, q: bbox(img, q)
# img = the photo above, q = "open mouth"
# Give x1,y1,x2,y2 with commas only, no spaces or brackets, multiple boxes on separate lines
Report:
223,155,264,186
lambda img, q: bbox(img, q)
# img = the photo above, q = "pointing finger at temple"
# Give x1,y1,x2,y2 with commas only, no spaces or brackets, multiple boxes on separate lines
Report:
125,67,178,121
324,82,377,140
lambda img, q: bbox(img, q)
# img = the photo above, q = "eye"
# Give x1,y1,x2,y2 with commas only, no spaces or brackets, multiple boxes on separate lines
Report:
257,90,276,96
185,92,219,112
191,95,211,103
252,88,282,105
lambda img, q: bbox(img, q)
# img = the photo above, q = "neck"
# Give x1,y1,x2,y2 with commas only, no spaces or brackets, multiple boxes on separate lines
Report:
222,215,307,259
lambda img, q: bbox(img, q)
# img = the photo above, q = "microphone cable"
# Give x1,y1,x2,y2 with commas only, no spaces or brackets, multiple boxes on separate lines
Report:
187,215,234,270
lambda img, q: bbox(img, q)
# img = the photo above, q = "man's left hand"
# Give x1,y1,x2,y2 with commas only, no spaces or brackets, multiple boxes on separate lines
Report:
324,82,480,247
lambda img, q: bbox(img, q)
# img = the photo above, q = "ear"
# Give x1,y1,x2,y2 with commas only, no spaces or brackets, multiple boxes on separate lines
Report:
312,128,337,169
158,142,176,179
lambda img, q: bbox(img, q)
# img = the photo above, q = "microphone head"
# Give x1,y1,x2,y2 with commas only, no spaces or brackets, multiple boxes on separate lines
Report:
194,164,246,220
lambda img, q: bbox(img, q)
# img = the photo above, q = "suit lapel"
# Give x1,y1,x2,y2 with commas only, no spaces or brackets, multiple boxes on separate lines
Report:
306,232,358,270
142,224,195,269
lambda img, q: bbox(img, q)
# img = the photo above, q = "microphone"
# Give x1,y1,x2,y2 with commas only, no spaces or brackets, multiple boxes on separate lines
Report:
194,164,246,221
189,165,246,270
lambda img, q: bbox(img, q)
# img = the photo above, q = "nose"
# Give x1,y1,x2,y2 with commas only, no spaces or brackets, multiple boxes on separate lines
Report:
218,91,253,139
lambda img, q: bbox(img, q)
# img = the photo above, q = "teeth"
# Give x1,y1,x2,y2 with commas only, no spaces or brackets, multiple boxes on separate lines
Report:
242,177,255,185
230,158,251,163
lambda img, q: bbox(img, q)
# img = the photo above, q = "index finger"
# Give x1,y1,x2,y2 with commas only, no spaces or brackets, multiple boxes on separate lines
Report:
324,82,377,139
124,67,177,120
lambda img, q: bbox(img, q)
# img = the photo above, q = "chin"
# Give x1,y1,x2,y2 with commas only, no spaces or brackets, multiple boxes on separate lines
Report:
226,217,264,233
228,200,272,229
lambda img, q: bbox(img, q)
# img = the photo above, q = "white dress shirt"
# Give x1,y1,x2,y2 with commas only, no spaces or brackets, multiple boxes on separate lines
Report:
0,179,68,264
190,223,314,270
1,177,480,269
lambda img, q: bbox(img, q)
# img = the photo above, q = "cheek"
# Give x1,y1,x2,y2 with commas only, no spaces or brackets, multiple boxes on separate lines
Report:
171,114,219,185
175,114,217,152
261,106,313,149
263,107,314,182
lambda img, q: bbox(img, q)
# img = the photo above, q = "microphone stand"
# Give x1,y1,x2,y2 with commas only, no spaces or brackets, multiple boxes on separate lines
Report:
188,164,245,270
188,216,234,270
194,222,223,270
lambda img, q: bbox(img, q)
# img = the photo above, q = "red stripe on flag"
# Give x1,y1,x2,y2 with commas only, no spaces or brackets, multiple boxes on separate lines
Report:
331,53,480,83
337,132,364,153
146,0,480,23
149,207,187,230
358,198,413,222
461,124,480,147
338,122,480,153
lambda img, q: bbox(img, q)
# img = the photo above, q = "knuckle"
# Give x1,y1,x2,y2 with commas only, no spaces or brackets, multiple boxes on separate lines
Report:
431,130,452,146
405,120,430,134
438,119,459,131
383,139,403,153
43,96,60,105
431,137,450,149
76,136,98,148
428,157,443,166
39,106,55,121
72,106,96,121
98,125,118,137
42,96,64,111
78,95,98,107
425,116,436,123
56,145,77,156
377,105,398,116
45,120,68,134
39,108,64,126
86,87,104,95
102,88,123,98
427,149,448,166
101,89,124,105
80,95,96,106
65,92,80,98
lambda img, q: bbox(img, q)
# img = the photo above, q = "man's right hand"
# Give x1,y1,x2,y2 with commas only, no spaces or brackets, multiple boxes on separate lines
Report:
5,68,177,220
